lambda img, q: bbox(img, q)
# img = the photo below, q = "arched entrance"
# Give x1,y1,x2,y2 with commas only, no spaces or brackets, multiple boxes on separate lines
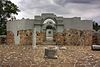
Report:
43,19,56,42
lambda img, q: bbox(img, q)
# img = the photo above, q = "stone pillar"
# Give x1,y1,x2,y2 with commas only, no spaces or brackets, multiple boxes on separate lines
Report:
32,28,36,48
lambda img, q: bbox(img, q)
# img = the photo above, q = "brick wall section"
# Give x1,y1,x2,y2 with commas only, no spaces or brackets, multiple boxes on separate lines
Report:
7,29,92,46
54,29,92,46
54,32,65,45
82,30,92,46
64,29,80,45
36,32,45,45
19,29,32,45
7,31,15,45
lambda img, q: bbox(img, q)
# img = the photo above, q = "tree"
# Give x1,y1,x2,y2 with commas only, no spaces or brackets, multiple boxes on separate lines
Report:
0,0,20,35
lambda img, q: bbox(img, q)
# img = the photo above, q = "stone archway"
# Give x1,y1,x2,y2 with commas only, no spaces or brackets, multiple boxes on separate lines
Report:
42,19,56,42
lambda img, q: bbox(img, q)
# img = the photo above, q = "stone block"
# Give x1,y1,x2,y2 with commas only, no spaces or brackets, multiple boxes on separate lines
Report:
54,33,64,45
36,32,45,45
65,29,92,46
7,31,15,45
64,29,80,45
19,29,32,45
44,47,58,59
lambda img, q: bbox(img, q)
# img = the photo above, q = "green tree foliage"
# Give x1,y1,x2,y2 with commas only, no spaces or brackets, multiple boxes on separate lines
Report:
93,21,100,31
0,0,20,35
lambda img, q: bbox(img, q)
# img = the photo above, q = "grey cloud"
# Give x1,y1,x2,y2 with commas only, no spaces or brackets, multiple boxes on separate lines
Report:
54,0,100,6
11,0,100,24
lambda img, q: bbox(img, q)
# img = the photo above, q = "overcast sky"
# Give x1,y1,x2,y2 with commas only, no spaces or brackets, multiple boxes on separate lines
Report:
10,0,100,24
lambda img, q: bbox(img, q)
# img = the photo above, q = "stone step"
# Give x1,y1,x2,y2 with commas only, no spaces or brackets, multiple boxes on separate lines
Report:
43,41,56,45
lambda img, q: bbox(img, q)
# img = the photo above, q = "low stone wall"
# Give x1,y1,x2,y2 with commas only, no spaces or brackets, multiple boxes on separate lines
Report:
7,31,15,45
54,29,92,46
19,29,32,45
54,32,64,45
80,30,92,46
7,29,92,46
36,32,45,45
64,29,80,45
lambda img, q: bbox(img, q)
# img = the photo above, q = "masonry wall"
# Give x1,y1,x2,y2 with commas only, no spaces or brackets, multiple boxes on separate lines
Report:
63,18,93,30
7,29,92,46
7,31,15,45
36,32,45,45
18,29,32,45
6,13,93,45
54,29,92,46
36,29,92,46
7,19,34,45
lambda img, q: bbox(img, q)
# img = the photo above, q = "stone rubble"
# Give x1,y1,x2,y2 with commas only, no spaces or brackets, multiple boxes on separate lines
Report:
0,45,100,67
6,31,15,45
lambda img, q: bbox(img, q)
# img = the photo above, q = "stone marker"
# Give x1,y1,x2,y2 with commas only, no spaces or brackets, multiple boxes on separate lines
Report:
44,46,58,59
91,45,100,50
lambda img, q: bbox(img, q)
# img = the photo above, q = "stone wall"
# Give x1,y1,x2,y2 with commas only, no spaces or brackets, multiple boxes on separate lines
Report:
36,32,45,45
64,29,80,45
54,29,92,46
19,29,32,45
7,29,92,46
82,30,92,46
54,32,64,45
7,31,15,45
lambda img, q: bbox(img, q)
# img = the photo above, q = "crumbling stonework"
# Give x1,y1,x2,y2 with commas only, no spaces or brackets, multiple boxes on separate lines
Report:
54,29,92,46
64,29,81,45
82,30,92,46
54,32,64,45
36,32,45,45
7,29,92,46
19,29,32,45
7,31,15,45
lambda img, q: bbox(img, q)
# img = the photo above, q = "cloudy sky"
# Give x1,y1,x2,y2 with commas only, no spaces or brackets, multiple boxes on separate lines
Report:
10,0,100,24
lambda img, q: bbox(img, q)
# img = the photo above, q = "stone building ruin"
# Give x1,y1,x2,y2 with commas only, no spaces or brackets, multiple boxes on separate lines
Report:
7,13,93,46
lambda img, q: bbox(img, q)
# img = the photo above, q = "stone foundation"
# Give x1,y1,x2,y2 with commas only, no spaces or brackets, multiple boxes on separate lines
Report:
54,29,92,46
54,32,64,45
7,31,15,45
19,29,32,45
7,29,92,46
64,29,81,45
36,32,45,45
80,30,92,46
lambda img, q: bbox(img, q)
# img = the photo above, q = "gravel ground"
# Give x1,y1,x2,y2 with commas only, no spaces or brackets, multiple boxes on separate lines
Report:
0,45,100,67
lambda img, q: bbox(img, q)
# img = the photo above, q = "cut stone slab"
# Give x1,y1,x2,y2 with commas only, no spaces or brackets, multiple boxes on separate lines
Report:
91,45,100,50
44,46,58,59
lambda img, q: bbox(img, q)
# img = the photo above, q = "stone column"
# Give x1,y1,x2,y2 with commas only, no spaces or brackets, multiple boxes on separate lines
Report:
32,28,36,48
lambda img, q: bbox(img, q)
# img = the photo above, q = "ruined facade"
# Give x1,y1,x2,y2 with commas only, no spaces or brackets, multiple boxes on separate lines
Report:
7,13,93,45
